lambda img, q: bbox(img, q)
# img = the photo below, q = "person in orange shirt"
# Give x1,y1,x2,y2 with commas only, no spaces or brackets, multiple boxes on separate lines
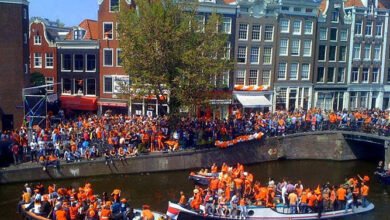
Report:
99,205,111,220
234,177,244,194
190,189,202,210
308,191,317,212
300,191,308,213
55,206,67,220
178,191,187,207
288,191,298,214
142,205,155,220
337,185,347,209
360,183,369,207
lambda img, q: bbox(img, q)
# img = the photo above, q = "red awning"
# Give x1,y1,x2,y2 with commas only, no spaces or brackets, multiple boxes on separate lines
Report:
98,102,127,107
60,96,98,111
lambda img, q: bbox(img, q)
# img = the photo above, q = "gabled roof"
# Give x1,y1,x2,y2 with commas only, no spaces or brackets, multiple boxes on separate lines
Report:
318,0,327,14
30,17,72,44
65,19,99,40
378,0,390,9
345,0,364,8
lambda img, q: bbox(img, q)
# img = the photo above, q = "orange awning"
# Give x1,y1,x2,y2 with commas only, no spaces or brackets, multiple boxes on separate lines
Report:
60,96,98,111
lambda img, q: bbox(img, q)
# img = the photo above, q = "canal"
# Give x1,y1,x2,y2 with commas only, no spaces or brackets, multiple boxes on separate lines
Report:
1,160,389,219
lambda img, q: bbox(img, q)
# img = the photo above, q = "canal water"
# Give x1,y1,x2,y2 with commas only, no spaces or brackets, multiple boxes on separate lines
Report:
1,160,389,220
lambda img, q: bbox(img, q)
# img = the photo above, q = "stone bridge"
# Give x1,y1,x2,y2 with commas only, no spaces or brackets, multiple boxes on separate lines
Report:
0,131,389,184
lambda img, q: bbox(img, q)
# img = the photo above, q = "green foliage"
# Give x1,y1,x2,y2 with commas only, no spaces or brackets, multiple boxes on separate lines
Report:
117,0,233,119
30,72,45,86
56,18,65,28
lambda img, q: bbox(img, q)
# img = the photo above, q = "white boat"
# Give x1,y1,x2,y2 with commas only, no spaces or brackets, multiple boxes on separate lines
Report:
166,201,375,220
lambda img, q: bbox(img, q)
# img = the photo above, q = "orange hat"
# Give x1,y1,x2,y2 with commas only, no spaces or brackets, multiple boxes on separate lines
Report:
363,176,370,182
34,189,39,193
121,198,127,203
113,189,120,194
143,204,150,209
43,195,49,201
106,201,112,206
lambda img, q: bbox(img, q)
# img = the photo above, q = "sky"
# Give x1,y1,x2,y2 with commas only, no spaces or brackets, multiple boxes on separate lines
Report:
29,0,99,27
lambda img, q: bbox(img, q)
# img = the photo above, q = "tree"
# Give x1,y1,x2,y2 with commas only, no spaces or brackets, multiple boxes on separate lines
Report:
117,0,233,120
56,18,65,28
30,72,45,87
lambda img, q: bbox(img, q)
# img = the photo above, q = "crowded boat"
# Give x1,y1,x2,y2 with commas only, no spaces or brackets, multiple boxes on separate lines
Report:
18,183,165,220
169,163,374,219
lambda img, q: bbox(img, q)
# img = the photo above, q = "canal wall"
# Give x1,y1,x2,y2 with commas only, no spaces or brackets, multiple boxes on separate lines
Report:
0,131,387,184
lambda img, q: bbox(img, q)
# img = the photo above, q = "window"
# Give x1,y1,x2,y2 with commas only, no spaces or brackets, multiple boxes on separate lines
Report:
304,21,313,34
109,0,119,12
86,79,96,96
289,63,298,80
278,63,287,79
282,6,289,11
340,29,348,41
25,64,28,74
317,67,324,82
374,45,381,60
224,42,231,59
74,54,84,71
294,7,301,12
365,21,372,36
103,22,113,40
238,24,248,40
303,40,311,56
24,33,27,44
352,67,359,83
195,15,205,32
222,17,232,34
86,54,96,71
73,29,86,40
237,46,247,64
45,77,54,92
360,92,368,108
23,8,27,19
327,67,335,83
372,68,379,83
276,88,287,109
363,44,371,60
103,49,113,66
279,39,288,56
318,45,326,61
350,92,357,109
331,10,339,22
280,19,289,33
263,47,272,64
376,22,383,37
262,70,270,86
292,20,301,35
291,39,300,56
330,28,337,41
74,78,84,95
45,53,53,68
221,71,229,86
248,70,258,85
251,25,261,41
236,70,245,85
104,76,113,93
362,68,369,83
320,28,327,40
329,46,336,61
264,25,273,41
355,21,362,35
353,43,361,59
33,52,42,68
34,35,41,45
337,67,345,83
339,46,346,61
62,78,72,94
301,63,310,80
62,54,71,71
306,8,313,13
117,49,122,67
250,47,259,64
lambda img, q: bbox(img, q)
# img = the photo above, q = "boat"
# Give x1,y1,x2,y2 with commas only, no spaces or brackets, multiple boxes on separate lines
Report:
166,201,375,220
375,171,390,184
21,204,164,220
189,172,219,185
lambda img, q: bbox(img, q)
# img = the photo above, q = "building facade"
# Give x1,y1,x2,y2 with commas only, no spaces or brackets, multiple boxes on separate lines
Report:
57,20,100,112
0,0,29,130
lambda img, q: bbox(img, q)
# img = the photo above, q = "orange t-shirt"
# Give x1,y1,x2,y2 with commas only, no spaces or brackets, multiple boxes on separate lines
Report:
337,188,346,201
55,210,67,220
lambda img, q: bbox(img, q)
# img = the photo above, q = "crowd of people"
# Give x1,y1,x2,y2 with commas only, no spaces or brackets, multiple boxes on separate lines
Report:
182,163,371,218
2,108,390,166
18,183,163,220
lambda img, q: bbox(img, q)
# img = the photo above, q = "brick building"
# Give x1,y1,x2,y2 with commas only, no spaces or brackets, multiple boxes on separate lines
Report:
29,17,70,93
0,0,29,130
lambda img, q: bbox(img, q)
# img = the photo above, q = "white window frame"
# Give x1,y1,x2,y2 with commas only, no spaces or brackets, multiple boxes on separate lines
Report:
362,68,369,83
103,48,114,67
251,24,261,41
73,54,84,72
320,27,327,40
248,69,258,85
45,53,54,69
290,39,300,56
45,77,54,92
109,0,120,13
33,52,42,68
238,23,248,40
222,17,232,34
353,43,361,60
330,28,338,41
372,68,379,83
331,10,339,23
374,45,381,60
327,67,335,83
279,39,288,56
237,46,247,64
301,63,310,80
103,76,113,94
86,78,96,96
61,54,71,72
292,20,301,35
339,46,347,62
262,70,271,86
224,42,231,59
235,69,245,85
277,62,287,80
318,45,327,61
62,78,72,95
340,29,348,41
304,20,313,35
375,22,383,37
355,21,362,35
263,47,272,64
86,54,96,72
303,40,311,57
289,62,299,80
280,19,290,33
328,45,337,62
363,44,371,60
365,21,372,36
337,67,345,83
116,48,122,67
352,68,359,83
34,35,41,45
264,25,274,41
250,46,260,64
317,67,325,83
103,22,114,40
